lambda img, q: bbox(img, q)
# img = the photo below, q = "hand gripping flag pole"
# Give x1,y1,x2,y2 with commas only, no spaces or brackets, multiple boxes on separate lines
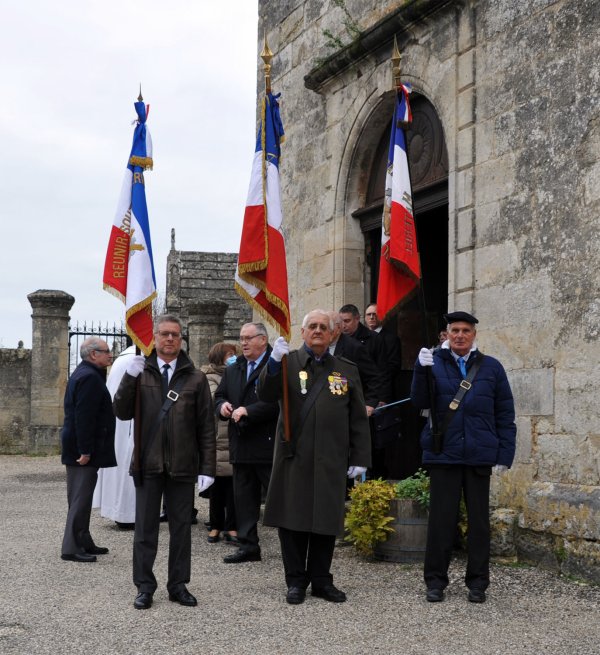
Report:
235,34,291,441
103,88,157,356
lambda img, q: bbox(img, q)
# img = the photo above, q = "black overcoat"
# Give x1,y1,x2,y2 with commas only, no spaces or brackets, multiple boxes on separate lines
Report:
258,348,371,535
213,346,279,465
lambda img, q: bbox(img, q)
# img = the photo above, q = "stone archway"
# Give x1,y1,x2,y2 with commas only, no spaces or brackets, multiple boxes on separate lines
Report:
343,91,449,480
351,92,449,366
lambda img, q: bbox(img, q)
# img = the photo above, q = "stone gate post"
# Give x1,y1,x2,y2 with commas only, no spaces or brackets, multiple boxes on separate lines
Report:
27,290,75,452
187,300,229,367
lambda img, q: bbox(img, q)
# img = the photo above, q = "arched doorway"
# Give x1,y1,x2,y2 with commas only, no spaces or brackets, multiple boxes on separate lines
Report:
351,93,449,479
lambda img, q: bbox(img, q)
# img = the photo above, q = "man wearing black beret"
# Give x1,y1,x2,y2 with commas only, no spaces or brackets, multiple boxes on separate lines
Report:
411,311,516,603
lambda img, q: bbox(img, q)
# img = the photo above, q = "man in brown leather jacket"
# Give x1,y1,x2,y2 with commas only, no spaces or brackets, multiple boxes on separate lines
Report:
113,314,216,610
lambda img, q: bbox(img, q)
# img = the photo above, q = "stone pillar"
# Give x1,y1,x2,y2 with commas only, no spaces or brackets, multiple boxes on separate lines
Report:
187,300,228,367
27,290,75,452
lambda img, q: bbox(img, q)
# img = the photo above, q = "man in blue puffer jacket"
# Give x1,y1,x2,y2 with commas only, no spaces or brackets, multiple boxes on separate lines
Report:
411,311,516,604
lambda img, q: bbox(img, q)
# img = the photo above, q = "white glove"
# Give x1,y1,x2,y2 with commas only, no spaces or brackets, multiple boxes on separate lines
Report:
493,465,508,475
271,336,290,362
347,466,367,479
126,355,146,377
197,475,215,493
418,347,434,367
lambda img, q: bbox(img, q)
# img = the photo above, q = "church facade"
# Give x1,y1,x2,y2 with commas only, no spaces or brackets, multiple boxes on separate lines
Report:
257,0,600,580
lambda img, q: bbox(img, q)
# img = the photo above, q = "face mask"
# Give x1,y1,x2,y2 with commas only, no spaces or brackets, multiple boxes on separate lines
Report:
225,355,237,367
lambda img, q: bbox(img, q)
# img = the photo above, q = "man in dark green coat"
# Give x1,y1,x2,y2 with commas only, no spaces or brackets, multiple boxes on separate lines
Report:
258,309,371,605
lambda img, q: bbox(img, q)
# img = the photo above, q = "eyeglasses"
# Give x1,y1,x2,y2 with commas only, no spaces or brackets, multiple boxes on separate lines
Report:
157,331,181,339
239,334,263,344
305,323,330,331
94,348,111,354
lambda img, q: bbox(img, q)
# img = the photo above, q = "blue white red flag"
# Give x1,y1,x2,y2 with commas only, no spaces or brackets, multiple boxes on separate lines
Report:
103,100,157,355
235,92,291,338
377,84,421,320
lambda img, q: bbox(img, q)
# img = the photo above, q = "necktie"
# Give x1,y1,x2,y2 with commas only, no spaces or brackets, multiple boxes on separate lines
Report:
247,360,256,380
457,357,467,379
162,363,170,395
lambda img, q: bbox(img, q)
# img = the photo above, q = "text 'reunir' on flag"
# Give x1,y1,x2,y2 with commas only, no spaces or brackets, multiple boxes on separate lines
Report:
235,92,291,339
377,84,421,321
103,100,157,355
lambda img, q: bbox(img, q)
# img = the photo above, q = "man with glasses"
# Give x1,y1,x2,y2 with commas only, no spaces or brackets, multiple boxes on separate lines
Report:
114,315,216,610
258,310,371,604
214,322,279,563
61,337,116,563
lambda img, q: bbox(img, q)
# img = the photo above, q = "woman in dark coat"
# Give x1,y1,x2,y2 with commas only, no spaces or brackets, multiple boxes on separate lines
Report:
201,342,239,543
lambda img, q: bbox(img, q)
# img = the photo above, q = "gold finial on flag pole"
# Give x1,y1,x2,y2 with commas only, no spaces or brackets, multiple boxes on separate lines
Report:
138,84,143,102
260,31,273,94
391,35,402,91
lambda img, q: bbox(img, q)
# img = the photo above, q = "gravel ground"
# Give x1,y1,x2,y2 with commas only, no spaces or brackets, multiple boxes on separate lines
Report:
1,455,598,655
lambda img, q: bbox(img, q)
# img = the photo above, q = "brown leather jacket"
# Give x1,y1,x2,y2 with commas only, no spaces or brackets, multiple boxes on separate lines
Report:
113,350,216,479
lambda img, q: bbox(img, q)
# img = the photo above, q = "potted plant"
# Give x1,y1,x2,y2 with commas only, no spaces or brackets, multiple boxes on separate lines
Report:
374,469,430,562
345,469,431,561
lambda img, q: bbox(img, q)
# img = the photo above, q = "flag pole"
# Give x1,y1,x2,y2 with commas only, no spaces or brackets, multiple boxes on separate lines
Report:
261,32,291,442
392,37,440,451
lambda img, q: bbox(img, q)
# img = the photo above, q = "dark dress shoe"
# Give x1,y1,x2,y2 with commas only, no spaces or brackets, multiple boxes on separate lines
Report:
426,588,444,602
116,522,135,530
61,553,97,563
159,512,168,523
286,587,306,605
207,533,221,543
468,589,486,603
223,548,261,564
134,592,153,610
311,584,347,603
168,587,197,607
86,546,109,555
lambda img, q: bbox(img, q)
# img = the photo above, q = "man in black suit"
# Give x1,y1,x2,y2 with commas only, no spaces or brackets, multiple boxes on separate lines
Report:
61,337,116,563
365,302,403,399
214,322,279,563
327,311,381,417
339,303,391,403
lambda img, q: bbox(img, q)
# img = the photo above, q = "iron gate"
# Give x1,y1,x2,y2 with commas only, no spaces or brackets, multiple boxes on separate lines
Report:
68,321,132,375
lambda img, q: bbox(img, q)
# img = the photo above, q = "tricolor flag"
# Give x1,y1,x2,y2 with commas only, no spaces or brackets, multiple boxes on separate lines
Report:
235,92,290,338
103,100,157,355
376,84,421,321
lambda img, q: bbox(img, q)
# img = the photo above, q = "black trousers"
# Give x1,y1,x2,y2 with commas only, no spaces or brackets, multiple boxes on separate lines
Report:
133,475,194,594
62,465,99,555
424,465,491,591
209,475,236,532
232,463,271,552
278,527,336,589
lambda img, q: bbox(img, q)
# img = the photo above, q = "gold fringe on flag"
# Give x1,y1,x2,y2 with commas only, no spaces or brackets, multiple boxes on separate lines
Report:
129,156,154,170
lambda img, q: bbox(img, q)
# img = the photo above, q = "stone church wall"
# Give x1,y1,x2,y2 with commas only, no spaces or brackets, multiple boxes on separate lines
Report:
258,0,600,580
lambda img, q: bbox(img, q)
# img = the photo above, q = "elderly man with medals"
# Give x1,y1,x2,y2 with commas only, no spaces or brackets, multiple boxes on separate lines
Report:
257,309,371,605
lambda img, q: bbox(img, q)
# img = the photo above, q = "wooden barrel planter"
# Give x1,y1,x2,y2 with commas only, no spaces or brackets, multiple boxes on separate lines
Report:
374,498,428,563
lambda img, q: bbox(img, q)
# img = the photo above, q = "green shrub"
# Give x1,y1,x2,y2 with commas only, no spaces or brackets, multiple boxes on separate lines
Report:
394,468,430,509
344,479,396,557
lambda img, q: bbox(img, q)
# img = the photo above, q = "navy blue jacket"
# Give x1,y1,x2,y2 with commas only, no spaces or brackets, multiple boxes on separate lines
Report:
61,360,117,468
410,348,516,467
